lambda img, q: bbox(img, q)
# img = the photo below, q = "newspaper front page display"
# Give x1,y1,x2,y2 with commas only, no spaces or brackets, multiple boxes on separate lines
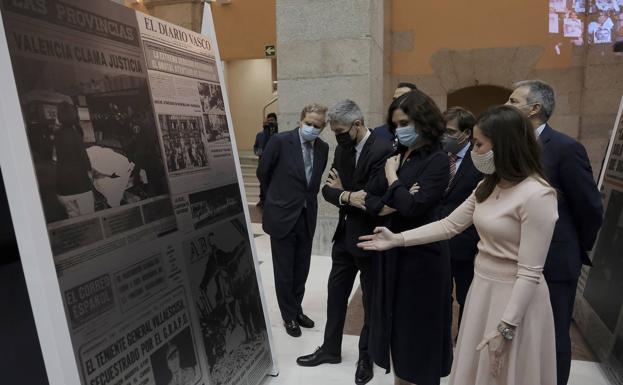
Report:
575,96,623,383
0,1,273,385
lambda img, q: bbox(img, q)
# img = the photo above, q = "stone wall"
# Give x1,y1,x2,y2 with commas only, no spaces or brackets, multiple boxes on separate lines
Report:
276,0,387,255
390,45,623,176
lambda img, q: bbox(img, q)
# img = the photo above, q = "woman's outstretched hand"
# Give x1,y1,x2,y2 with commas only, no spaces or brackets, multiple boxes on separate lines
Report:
357,227,403,251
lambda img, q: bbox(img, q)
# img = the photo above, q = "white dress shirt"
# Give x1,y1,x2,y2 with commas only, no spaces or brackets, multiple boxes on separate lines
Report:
535,123,546,138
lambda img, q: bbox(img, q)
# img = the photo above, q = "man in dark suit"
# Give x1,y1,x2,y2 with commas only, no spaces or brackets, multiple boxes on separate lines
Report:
254,113,278,208
439,107,483,332
507,80,603,385
296,100,393,385
257,103,330,337
373,82,418,143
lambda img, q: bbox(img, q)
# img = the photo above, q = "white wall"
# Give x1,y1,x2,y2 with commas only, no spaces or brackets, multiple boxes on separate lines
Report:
223,59,278,151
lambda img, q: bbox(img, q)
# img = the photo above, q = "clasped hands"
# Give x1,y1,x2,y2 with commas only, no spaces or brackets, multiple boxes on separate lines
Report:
326,168,367,209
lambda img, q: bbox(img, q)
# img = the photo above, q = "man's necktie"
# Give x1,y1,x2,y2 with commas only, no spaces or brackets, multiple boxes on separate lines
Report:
304,141,313,184
446,153,459,192
344,147,357,175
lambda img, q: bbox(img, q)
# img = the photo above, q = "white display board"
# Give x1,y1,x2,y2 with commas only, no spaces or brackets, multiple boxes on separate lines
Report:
0,1,276,385
579,95,623,384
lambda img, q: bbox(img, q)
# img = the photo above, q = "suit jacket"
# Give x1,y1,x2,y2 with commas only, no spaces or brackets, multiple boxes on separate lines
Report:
364,145,453,378
257,128,329,239
322,131,394,257
439,149,483,262
372,123,394,143
540,124,603,282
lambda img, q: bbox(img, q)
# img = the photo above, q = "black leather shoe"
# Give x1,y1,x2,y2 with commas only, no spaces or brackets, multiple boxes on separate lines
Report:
284,320,301,337
296,347,341,367
355,357,373,385
297,313,315,328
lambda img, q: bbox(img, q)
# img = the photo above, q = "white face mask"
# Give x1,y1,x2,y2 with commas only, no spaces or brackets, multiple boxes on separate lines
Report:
471,149,496,174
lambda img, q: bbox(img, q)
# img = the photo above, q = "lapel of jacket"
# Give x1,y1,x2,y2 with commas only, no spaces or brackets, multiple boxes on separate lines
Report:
539,124,554,146
288,128,307,184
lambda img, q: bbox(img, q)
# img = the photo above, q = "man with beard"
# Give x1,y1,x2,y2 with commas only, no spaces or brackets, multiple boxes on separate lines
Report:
296,100,393,385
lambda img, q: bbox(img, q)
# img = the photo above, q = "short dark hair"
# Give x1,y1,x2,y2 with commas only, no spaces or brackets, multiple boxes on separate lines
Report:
474,105,550,202
267,112,277,120
387,89,445,146
443,107,476,134
396,82,418,91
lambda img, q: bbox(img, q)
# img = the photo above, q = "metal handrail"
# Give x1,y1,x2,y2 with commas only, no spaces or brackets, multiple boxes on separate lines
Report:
262,96,278,120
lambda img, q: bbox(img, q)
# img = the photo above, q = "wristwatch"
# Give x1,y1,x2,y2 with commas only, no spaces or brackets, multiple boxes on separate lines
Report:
497,322,515,341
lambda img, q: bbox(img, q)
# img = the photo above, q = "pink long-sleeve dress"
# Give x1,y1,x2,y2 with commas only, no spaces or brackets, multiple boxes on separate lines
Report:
400,176,558,385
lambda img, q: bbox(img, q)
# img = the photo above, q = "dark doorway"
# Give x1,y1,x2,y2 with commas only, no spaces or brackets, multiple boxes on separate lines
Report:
447,85,512,117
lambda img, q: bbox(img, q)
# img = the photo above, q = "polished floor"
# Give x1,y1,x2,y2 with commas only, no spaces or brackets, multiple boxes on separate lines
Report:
250,223,613,385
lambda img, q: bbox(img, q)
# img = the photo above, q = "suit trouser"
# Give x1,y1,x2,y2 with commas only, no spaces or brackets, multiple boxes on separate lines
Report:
547,279,578,385
322,242,372,359
270,209,313,322
450,258,474,332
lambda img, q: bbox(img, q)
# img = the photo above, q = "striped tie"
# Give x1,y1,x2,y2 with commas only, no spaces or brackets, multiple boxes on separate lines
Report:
446,153,459,192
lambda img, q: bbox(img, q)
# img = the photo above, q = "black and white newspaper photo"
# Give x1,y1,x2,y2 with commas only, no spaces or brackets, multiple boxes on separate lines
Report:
0,0,176,263
159,114,210,173
0,2,274,385
199,82,225,115
184,217,272,385
138,12,238,196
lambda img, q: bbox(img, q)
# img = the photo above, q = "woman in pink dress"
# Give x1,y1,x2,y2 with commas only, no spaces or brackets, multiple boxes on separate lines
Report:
358,105,558,385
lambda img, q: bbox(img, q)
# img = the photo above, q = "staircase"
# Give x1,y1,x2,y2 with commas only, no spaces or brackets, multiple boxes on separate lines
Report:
238,150,261,205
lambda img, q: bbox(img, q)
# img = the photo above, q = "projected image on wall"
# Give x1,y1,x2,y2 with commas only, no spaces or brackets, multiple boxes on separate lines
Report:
548,0,623,49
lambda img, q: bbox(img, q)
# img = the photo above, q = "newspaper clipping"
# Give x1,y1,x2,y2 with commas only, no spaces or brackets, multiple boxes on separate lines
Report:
0,1,273,385
0,0,177,270
583,97,623,333
184,217,270,385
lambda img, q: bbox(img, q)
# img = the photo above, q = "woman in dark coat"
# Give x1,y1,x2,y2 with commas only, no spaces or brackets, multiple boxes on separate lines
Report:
365,90,453,385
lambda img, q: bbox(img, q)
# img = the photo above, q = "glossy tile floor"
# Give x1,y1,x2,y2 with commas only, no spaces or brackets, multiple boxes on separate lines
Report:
250,224,612,385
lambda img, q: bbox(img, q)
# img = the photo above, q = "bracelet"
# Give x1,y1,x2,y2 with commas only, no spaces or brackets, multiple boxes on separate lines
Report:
497,322,516,341
347,192,352,204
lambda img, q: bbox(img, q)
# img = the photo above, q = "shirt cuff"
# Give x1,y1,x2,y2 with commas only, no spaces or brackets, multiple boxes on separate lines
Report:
339,191,348,206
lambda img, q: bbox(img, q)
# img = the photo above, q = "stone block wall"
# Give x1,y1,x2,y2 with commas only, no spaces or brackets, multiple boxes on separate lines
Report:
276,0,387,255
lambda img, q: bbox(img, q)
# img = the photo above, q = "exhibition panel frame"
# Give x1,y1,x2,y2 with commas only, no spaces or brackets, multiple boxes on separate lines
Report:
0,1,277,385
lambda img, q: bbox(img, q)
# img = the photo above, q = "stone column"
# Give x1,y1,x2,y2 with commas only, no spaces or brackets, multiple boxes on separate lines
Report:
276,0,386,255
126,0,204,33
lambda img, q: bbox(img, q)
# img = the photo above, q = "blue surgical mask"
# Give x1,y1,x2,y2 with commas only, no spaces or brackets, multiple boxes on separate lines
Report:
301,124,321,142
395,124,419,147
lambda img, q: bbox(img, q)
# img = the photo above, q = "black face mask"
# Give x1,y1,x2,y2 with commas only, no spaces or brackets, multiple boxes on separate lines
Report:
335,126,356,149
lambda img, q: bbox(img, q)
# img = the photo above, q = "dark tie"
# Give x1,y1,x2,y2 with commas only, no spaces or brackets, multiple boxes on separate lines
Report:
303,141,313,184
446,153,459,192
344,147,357,175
